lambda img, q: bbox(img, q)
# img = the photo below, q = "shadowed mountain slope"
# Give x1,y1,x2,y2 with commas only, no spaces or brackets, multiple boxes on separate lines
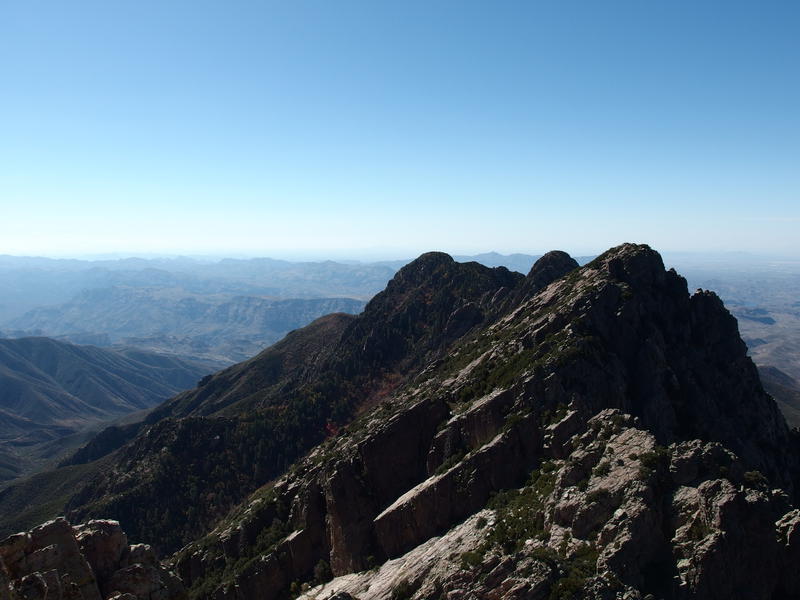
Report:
162,244,800,600
0,338,207,435
53,254,540,552
4,244,799,600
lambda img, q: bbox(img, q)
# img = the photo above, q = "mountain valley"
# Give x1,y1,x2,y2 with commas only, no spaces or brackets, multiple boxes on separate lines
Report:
0,338,210,480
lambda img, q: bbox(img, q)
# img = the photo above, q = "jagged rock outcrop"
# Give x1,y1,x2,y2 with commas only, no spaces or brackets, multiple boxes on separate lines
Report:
61,255,530,554
291,410,800,600
5,244,796,600
0,519,183,600
164,244,800,600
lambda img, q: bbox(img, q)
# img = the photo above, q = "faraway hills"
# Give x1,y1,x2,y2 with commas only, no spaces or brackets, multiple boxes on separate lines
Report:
0,337,210,480
6,294,366,366
0,253,548,365
1,244,800,600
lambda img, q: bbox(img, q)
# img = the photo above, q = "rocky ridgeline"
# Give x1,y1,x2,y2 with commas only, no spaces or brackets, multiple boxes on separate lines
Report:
168,400,800,600
5,244,796,599
293,411,800,600
60,252,545,554
164,244,800,600
0,519,183,600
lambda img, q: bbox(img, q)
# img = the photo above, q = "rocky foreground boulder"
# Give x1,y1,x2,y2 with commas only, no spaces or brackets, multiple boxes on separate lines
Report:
0,518,183,600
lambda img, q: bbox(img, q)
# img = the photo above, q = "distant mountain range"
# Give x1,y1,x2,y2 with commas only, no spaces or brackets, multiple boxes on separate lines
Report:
0,254,396,324
0,252,552,319
0,337,209,479
7,293,367,364
0,252,551,363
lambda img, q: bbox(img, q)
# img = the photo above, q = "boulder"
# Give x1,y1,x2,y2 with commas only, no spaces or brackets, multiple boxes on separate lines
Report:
0,519,183,600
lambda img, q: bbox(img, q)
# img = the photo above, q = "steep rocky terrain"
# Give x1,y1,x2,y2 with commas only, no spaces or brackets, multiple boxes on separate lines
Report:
672,256,800,389
162,244,800,600
0,517,183,600
4,243,800,600
290,411,800,600
55,255,526,552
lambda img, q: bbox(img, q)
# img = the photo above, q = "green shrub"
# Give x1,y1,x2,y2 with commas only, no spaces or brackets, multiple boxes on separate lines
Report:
435,451,466,475
744,470,768,488
547,544,598,600
585,488,610,505
392,578,419,600
460,550,483,569
313,559,332,584
487,461,557,553
638,445,670,478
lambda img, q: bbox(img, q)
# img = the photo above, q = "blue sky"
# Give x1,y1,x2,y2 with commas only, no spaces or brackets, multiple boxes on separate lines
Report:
1,1,798,259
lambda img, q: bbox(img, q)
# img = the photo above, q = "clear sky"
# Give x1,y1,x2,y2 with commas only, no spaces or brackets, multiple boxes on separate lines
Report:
1,1,798,259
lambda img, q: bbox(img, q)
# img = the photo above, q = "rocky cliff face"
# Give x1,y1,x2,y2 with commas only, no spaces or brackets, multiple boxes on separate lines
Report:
159,244,800,600
57,256,529,554
0,518,183,600
283,410,800,600
6,243,799,600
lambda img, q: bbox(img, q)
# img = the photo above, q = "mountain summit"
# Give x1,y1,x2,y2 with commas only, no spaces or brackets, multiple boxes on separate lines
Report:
2,244,799,600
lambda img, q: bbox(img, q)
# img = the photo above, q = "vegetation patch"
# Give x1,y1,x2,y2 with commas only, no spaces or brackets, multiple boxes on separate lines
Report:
391,578,420,600
487,460,558,553
435,451,466,476
637,445,671,478
313,559,333,584
540,403,568,427
460,550,483,569
743,470,768,488
592,461,611,477
547,543,599,600
585,487,611,505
